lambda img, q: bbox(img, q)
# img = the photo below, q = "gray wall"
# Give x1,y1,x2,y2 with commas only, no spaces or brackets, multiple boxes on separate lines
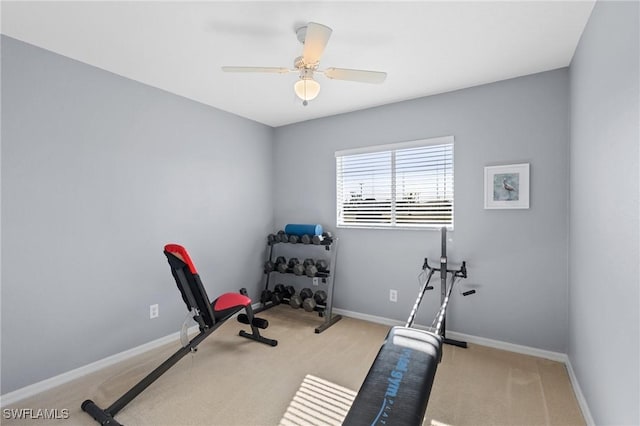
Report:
568,2,639,425
1,36,274,394
274,69,570,352
6,8,638,418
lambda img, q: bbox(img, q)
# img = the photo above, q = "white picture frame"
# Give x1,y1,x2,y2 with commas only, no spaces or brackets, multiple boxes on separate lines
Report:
484,163,530,209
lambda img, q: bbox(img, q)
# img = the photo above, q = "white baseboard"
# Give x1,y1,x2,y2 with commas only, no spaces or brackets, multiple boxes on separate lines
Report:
333,307,566,361
1,300,268,407
0,325,198,408
333,308,403,328
565,357,595,425
0,303,263,407
444,330,567,363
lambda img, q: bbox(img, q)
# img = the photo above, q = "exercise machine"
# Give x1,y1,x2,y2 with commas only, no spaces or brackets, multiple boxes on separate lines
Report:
421,226,475,348
82,244,276,426
343,227,473,426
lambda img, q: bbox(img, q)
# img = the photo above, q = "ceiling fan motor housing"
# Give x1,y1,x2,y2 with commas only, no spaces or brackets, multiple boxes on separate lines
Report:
294,56,318,71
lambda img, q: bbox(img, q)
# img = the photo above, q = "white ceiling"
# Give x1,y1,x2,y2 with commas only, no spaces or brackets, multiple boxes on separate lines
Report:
1,1,595,127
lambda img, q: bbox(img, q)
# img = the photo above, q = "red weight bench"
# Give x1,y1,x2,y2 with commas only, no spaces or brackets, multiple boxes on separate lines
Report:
82,244,276,426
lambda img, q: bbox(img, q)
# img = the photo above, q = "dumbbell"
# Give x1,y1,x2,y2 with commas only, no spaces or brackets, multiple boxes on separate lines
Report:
314,290,327,306
292,259,305,276
271,284,286,304
267,234,278,245
274,256,287,272
276,230,288,243
276,284,295,301
288,234,300,244
315,259,328,273
263,260,275,273
312,231,334,245
276,258,288,273
302,297,316,312
301,288,317,312
300,288,313,300
284,285,296,298
301,234,312,244
304,259,318,277
303,290,328,312
291,287,313,309
260,289,273,304
289,294,302,309
288,258,300,268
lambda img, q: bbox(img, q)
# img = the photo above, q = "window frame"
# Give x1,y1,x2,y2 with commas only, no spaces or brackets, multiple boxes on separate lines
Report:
335,135,454,230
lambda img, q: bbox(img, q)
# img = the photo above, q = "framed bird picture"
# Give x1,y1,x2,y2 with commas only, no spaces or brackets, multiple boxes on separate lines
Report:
484,163,530,209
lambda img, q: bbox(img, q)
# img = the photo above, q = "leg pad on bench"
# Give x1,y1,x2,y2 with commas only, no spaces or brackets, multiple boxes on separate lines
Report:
237,314,269,329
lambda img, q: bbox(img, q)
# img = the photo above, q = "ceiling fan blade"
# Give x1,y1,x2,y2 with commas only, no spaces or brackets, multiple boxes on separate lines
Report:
222,66,292,74
323,68,387,84
302,22,332,64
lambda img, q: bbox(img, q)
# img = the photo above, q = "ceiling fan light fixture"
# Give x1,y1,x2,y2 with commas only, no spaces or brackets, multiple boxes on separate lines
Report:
294,78,320,102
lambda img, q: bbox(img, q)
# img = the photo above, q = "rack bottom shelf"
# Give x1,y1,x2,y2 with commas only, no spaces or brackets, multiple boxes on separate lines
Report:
254,302,342,333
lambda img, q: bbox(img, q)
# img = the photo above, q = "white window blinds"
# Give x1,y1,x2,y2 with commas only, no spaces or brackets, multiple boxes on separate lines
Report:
336,136,454,229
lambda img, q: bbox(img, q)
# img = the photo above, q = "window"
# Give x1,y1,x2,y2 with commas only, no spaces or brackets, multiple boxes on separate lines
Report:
336,136,454,229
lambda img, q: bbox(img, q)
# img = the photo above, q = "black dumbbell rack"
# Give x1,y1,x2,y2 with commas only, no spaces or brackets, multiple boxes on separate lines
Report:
256,234,342,333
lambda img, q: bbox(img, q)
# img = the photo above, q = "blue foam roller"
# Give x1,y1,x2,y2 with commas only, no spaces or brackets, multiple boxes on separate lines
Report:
284,224,323,237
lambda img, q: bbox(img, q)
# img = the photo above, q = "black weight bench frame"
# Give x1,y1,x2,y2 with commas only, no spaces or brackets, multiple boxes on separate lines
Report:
82,244,276,426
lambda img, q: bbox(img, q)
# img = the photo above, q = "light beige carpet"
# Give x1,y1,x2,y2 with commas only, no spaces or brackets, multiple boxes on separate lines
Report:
2,305,584,425
279,375,356,426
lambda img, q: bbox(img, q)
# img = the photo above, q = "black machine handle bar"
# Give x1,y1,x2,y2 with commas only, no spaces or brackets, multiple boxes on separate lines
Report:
423,258,467,278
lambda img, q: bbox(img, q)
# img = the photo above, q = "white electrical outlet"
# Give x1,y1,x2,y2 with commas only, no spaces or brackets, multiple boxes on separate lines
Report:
389,289,398,302
312,277,319,286
150,304,159,319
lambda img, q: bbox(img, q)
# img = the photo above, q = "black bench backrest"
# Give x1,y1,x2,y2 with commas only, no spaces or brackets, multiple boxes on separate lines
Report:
164,244,216,329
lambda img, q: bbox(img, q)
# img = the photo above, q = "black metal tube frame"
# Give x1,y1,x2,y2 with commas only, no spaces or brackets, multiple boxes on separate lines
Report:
81,322,220,425
82,302,276,425
415,227,469,348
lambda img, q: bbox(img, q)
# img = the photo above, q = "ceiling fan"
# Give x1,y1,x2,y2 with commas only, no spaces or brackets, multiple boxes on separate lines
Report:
222,22,387,106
